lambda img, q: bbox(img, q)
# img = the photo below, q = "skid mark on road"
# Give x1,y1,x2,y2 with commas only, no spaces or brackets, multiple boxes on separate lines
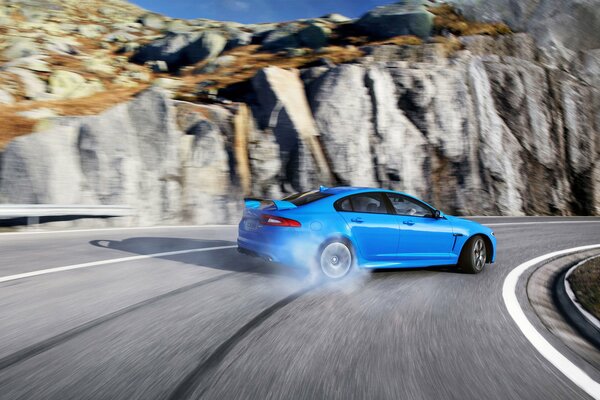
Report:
0,271,242,371
0,245,237,284
168,284,318,400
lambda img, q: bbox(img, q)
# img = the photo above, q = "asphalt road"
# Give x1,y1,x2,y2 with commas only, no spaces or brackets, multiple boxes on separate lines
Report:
0,217,599,400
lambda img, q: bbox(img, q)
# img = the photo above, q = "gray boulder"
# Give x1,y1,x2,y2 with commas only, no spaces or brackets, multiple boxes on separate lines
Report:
21,6,48,23
138,13,166,30
247,23,278,41
44,37,79,55
7,67,47,100
225,28,253,49
195,55,236,74
104,31,138,43
0,88,14,104
78,24,107,38
3,39,40,60
262,24,302,51
165,19,193,33
321,13,352,23
131,30,226,70
356,0,434,39
48,70,104,99
186,31,227,64
298,24,331,49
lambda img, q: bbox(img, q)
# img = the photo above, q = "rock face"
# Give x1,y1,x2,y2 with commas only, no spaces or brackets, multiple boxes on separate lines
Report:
252,67,331,192
298,33,599,216
0,89,241,224
1,31,599,222
356,0,434,39
308,65,377,187
449,0,600,56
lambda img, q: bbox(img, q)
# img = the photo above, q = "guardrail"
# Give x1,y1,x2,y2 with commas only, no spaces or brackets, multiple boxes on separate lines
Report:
0,205,133,226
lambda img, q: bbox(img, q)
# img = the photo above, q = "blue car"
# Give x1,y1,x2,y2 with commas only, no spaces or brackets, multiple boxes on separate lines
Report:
238,187,496,279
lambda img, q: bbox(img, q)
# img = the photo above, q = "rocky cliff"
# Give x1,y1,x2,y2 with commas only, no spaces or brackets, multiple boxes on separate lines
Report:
0,1,598,225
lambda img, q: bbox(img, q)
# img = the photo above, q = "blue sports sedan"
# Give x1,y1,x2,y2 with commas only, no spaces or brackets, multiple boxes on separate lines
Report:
237,187,496,279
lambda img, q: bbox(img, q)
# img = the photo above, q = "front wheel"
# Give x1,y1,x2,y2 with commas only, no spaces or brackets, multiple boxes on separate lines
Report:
459,236,487,274
319,241,353,279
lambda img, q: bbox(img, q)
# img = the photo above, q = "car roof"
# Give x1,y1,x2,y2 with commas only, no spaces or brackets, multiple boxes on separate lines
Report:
320,186,400,196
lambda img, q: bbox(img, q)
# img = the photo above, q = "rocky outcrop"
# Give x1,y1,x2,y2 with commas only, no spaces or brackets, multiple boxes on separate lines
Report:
449,0,600,56
2,31,599,222
308,64,377,187
300,32,599,216
0,89,241,224
252,67,332,192
131,31,226,70
356,1,434,39
0,0,599,224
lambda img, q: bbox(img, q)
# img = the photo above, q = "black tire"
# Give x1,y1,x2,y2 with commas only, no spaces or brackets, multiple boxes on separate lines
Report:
318,240,354,279
458,236,487,274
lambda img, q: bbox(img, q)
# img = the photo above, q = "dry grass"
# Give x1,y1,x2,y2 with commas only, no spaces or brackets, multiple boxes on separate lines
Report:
368,35,423,47
0,86,145,149
568,257,600,320
176,44,365,98
428,3,512,36
429,35,465,56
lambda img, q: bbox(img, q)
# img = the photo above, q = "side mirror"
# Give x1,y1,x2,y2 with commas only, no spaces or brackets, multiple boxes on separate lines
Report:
433,210,441,219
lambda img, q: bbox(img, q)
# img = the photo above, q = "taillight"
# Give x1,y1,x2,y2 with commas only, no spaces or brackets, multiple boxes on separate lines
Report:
260,214,301,227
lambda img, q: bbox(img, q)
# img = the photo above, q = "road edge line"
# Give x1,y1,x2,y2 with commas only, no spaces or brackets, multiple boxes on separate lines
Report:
502,244,600,400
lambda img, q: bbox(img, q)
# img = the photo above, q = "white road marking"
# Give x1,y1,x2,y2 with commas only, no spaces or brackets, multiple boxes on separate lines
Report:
503,244,600,400
488,221,600,227
0,224,237,236
0,245,237,284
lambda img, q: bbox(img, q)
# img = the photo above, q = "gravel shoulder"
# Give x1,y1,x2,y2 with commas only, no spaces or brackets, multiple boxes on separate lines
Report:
568,257,600,320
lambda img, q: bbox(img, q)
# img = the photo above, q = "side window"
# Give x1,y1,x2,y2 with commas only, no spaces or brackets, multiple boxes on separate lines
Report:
386,193,432,217
337,198,353,212
350,193,388,214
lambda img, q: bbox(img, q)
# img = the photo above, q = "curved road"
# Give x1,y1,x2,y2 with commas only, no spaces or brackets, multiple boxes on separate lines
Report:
0,217,599,400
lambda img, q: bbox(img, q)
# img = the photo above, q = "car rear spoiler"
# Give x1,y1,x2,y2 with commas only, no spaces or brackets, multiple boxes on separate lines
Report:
244,198,297,211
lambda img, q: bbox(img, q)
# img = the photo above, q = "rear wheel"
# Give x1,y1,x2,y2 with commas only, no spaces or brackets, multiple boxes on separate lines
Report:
319,241,353,279
459,236,487,274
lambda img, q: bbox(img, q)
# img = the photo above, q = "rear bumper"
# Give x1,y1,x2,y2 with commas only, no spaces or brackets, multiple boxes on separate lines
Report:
237,226,320,268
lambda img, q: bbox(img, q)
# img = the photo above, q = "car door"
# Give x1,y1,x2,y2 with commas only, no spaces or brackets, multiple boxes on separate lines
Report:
385,193,456,262
336,192,400,262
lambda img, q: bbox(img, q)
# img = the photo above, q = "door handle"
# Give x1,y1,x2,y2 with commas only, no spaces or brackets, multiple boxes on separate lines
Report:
403,220,415,226
351,218,364,223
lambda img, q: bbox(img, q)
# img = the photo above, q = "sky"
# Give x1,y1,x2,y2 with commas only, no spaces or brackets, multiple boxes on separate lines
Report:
130,0,398,24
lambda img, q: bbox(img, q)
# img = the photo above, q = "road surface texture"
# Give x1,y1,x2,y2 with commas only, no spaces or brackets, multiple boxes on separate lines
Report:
0,217,599,400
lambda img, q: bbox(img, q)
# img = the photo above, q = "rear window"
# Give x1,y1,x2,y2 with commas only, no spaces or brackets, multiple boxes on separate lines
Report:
283,191,332,206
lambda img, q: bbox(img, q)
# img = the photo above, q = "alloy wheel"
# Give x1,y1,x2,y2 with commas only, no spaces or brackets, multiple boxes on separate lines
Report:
320,242,352,279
